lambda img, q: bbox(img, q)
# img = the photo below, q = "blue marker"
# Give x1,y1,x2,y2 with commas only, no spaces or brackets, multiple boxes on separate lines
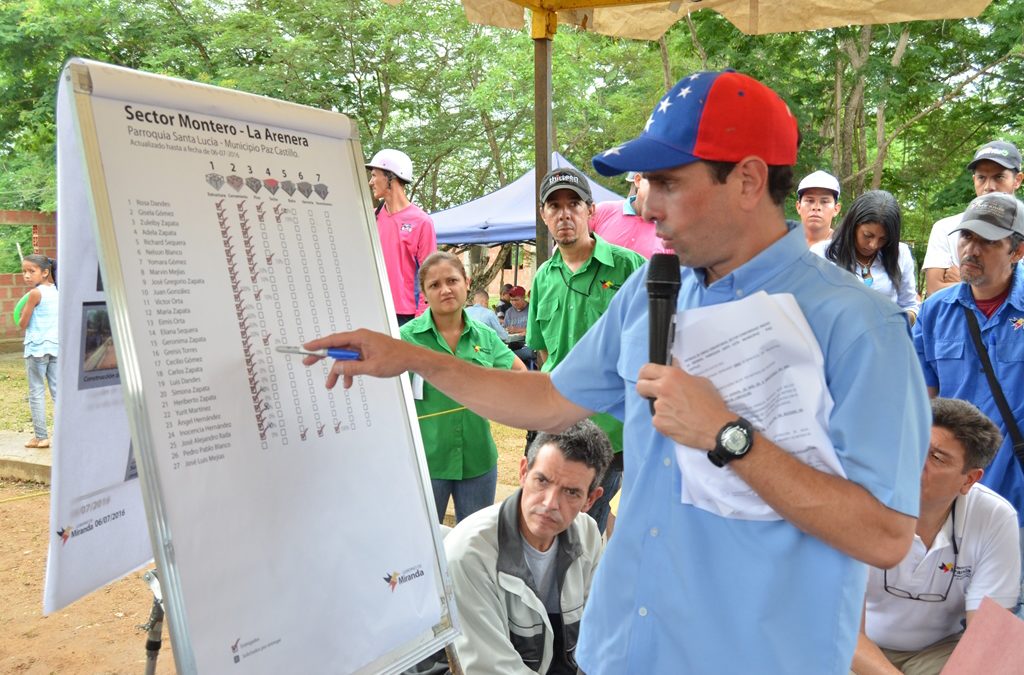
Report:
275,345,360,361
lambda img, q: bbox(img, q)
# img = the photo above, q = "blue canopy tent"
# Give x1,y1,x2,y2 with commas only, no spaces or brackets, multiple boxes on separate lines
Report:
432,152,623,245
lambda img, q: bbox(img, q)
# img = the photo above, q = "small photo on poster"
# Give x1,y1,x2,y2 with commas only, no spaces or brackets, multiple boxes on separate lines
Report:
79,302,120,390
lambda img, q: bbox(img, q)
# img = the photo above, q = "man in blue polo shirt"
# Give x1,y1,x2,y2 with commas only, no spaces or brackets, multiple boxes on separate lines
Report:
913,191,1024,612
304,71,930,674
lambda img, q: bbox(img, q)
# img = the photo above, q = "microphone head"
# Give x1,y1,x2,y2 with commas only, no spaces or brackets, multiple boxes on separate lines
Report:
647,253,681,297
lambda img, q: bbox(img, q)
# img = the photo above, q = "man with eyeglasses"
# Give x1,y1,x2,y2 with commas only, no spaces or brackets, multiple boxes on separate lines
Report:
795,170,842,247
852,397,1020,675
527,167,645,533
922,140,1023,296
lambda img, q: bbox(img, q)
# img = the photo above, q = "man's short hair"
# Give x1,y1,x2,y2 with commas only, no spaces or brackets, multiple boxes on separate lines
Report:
473,289,489,301
527,420,613,493
931,397,1002,472
706,161,796,207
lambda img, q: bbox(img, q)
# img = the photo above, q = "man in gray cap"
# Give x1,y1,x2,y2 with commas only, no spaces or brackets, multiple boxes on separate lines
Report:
923,140,1023,296
527,166,645,533
913,192,1024,610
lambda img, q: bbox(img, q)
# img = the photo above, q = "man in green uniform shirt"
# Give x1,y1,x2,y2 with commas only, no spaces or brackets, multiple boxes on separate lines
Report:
527,167,646,532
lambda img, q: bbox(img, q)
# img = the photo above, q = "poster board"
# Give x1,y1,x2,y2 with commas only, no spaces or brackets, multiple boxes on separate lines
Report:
49,58,457,674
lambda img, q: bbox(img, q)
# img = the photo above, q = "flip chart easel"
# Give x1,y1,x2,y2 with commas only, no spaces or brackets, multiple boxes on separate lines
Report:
55,58,457,674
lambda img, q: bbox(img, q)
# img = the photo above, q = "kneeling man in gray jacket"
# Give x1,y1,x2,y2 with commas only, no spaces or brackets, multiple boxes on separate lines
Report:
444,420,612,674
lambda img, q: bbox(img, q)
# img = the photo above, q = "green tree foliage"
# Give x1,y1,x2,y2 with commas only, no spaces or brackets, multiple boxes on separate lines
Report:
1,0,1022,251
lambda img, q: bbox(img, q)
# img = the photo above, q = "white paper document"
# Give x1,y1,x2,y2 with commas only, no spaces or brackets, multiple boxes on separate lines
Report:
672,291,846,520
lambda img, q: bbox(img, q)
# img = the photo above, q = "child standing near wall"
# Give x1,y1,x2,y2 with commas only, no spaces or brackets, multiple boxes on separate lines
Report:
18,254,57,448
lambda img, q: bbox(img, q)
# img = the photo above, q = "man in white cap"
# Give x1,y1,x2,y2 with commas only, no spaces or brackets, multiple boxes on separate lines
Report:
366,148,437,325
795,170,842,247
922,140,1023,296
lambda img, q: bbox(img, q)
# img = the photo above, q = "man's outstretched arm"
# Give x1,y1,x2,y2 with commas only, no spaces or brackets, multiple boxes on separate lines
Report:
303,329,591,433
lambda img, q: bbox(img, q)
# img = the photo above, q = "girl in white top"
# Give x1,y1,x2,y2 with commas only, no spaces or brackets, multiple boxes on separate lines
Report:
19,254,58,448
810,189,921,324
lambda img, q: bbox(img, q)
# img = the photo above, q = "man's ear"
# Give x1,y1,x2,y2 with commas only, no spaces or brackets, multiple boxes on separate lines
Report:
519,456,529,487
582,486,604,513
1011,240,1024,264
960,467,984,495
733,156,769,210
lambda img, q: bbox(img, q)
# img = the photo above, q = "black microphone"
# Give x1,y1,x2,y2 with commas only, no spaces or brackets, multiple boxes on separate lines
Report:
647,253,681,414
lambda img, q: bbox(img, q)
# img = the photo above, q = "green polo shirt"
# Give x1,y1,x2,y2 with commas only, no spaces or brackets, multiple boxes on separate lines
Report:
400,309,516,480
527,234,645,452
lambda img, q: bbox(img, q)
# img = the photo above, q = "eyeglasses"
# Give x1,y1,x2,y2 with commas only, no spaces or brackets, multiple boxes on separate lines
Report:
884,501,958,602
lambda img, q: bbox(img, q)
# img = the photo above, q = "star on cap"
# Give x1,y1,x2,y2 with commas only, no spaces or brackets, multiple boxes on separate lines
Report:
603,145,623,157
688,73,701,81
676,86,692,99
644,115,654,132
658,99,672,114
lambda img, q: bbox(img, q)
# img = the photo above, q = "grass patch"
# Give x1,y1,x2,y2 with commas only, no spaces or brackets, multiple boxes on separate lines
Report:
491,422,527,487
0,350,52,434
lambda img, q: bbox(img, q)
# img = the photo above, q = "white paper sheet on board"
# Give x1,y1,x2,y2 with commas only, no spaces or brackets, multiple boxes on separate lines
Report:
48,59,453,675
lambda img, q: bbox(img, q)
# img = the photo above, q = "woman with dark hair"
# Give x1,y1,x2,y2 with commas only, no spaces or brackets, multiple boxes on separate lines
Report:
401,251,527,524
18,254,58,448
810,189,920,324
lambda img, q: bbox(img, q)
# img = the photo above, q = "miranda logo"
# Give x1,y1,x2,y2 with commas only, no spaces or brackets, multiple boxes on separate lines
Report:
383,565,426,592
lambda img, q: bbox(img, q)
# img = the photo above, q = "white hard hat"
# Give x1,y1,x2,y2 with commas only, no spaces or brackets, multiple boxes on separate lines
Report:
797,170,840,198
366,149,413,183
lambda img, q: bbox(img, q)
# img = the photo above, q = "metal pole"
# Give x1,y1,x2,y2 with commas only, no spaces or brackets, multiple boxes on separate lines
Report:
532,9,555,266
141,569,164,675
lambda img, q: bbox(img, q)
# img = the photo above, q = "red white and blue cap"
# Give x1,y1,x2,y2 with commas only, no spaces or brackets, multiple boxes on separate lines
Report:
592,70,799,176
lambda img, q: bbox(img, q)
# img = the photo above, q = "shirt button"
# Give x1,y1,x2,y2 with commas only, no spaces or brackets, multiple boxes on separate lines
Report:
650,527,659,537
663,457,671,467
638,607,648,617
736,288,744,297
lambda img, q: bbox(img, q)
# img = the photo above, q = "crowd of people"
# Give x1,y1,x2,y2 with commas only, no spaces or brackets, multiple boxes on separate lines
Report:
358,71,1023,675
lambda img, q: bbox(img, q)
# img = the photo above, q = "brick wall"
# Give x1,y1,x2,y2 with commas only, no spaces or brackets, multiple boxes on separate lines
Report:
0,211,57,345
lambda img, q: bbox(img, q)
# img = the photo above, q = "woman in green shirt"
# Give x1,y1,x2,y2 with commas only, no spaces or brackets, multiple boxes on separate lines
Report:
401,251,526,523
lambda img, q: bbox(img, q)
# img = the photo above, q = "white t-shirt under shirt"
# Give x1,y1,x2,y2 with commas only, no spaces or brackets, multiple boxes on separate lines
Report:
522,534,560,613
864,483,1021,651
922,212,963,271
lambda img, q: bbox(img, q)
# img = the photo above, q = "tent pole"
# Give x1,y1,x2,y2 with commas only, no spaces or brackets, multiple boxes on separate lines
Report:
514,243,520,286
532,9,555,266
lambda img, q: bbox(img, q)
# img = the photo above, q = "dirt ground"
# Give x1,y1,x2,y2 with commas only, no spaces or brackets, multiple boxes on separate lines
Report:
0,480,177,674
0,424,526,674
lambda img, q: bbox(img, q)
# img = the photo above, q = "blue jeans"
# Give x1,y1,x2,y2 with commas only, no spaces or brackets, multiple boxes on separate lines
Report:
431,466,498,524
586,467,622,534
26,354,57,440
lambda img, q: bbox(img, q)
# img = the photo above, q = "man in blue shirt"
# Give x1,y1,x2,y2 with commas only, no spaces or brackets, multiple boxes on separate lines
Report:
465,289,509,342
304,71,930,674
913,191,1024,611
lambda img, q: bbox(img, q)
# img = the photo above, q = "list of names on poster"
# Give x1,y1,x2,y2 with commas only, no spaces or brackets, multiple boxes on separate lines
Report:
96,102,381,478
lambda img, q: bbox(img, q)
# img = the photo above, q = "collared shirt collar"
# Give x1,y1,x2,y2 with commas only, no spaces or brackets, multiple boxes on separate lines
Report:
550,233,615,271
406,308,472,342
622,196,637,217
942,264,1024,312
695,220,807,295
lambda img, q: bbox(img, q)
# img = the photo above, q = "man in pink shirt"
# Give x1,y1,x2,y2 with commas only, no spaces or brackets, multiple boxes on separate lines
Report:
367,149,437,324
589,171,670,258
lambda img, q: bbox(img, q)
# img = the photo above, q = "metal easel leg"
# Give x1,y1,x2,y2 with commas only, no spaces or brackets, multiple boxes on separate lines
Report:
140,569,165,675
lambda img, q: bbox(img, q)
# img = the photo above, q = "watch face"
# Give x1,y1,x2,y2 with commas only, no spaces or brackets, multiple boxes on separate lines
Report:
721,426,750,454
